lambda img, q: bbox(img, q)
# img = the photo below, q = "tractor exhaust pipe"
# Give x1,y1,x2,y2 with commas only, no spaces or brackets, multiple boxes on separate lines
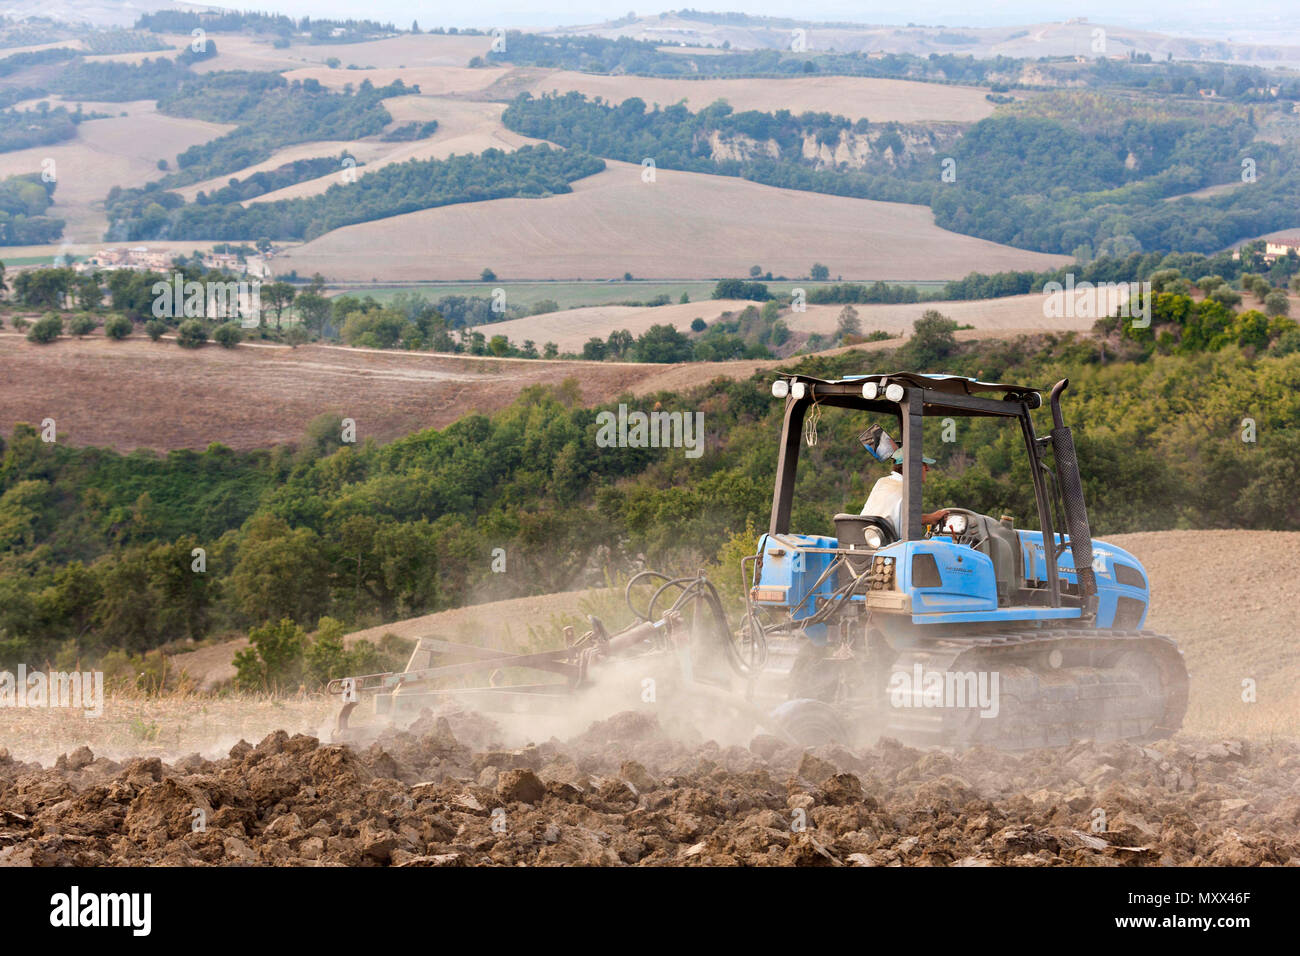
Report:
1048,379,1098,609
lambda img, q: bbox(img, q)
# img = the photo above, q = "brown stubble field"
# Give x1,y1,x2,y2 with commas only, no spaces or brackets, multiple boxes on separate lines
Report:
275,160,1068,283
0,332,756,452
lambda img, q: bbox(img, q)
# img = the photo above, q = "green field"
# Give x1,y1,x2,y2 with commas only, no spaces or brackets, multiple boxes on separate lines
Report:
323,279,951,310
0,255,74,266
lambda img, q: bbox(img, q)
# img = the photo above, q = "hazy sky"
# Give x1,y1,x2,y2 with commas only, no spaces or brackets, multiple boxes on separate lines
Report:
238,1,1295,38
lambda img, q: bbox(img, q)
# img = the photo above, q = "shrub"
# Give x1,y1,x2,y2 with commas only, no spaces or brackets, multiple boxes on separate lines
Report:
104,315,133,340
26,313,62,344
68,313,97,337
1209,287,1242,308
213,323,242,348
11,316,28,332
284,326,307,347
144,319,167,341
1269,327,1300,357
176,320,207,348
233,618,306,692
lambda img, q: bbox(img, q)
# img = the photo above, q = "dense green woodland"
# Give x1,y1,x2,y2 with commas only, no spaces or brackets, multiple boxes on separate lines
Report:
2,326,1298,668
0,174,63,246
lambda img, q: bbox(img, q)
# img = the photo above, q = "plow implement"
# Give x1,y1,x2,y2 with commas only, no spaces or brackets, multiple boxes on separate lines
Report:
328,573,800,745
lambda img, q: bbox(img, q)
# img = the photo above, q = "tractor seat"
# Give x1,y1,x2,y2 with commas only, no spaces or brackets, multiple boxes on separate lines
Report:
833,513,895,591
968,513,1020,605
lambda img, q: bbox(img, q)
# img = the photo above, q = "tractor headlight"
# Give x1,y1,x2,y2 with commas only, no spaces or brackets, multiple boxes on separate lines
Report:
862,382,879,400
884,383,905,402
791,381,807,400
772,379,790,398
941,513,968,535
863,527,884,550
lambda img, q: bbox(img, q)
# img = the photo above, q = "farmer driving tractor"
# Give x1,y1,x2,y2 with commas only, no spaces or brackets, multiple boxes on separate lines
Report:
858,424,948,537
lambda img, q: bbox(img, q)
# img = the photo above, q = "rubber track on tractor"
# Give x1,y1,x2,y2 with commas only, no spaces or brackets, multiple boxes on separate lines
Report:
884,628,1188,750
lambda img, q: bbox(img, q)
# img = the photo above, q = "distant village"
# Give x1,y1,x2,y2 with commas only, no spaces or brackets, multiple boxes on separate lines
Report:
75,247,272,278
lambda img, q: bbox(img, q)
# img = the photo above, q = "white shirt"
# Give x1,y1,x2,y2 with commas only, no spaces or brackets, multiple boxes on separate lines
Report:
861,472,903,535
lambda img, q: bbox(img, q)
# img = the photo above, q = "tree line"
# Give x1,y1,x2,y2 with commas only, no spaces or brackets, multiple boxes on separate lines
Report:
110,145,605,242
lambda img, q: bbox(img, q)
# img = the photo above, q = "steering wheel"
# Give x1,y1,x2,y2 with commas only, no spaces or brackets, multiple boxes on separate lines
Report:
926,508,987,549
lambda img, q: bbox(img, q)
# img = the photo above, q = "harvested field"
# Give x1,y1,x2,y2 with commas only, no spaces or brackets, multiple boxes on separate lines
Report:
243,100,536,205
184,34,494,74
514,71,998,122
0,317,1087,455
0,332,758,452
483,293,1085,353
276,160,1068,282
476,298,756,351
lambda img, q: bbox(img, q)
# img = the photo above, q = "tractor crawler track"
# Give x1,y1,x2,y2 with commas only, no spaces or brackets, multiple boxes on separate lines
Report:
883,628,1188,750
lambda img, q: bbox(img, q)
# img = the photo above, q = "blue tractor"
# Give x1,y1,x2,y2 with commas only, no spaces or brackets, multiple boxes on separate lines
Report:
740,371,1188,748
332,371,1188,752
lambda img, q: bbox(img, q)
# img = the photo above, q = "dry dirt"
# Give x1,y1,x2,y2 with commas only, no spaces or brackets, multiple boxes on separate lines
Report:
0,709,1295,866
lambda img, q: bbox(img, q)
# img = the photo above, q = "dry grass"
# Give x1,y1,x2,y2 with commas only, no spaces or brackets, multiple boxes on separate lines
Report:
0,691,334,765
276,159,1068,282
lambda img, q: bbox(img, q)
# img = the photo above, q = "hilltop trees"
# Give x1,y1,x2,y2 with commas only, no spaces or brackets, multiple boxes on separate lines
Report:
111,145,605,241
